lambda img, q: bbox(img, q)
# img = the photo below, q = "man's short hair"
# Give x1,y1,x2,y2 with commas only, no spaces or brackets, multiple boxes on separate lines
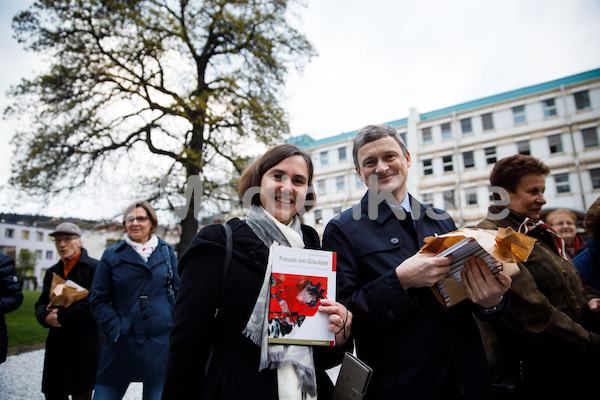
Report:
353,124,408,169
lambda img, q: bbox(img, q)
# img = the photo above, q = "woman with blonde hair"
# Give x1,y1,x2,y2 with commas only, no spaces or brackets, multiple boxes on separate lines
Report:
91,201,179,400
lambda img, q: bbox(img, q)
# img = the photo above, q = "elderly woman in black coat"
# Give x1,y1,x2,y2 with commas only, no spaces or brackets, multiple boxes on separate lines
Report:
162,144,352,400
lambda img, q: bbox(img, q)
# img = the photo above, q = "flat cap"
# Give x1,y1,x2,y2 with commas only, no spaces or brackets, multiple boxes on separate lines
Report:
49,222,82,237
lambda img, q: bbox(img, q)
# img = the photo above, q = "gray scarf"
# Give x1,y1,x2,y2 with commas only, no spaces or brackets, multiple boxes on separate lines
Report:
243,205,317,398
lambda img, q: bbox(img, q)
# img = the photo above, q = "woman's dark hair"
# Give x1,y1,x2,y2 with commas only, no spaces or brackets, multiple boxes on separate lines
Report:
585,197,600,242
122,200,158,235
490,154,550,196
238,144,316,213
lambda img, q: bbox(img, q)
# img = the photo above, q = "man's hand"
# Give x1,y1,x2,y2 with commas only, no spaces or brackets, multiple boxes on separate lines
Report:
396,253,452,290
588,298,600,313
462,257,511,309
44,307,62,328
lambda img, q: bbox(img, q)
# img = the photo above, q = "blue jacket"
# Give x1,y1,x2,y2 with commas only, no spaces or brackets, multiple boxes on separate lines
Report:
90,238,180,385
574,238,600,292
323,193,494,400
0,254,23,364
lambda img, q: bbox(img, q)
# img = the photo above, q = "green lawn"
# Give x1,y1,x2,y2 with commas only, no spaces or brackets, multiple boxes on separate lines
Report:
5,290,47,349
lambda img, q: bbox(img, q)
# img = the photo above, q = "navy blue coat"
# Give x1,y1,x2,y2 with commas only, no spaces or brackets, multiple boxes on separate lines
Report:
0,254,23,364
35,248,100,395
323,193,494,400
90,238,180,385
574,238,600,292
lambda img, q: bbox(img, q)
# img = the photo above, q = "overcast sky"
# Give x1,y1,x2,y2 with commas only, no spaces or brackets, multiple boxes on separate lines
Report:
1,0,600,220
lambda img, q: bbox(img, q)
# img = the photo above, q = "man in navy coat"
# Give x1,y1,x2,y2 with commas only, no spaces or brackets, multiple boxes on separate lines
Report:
323,124,511,400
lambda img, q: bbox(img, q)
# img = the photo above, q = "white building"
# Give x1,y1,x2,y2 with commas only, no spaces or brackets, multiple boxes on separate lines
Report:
0,220,59,289
289,68,600,233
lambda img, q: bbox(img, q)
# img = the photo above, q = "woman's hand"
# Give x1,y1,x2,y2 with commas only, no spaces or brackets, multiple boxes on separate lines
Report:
318,298,352,347
588,298,600,313
462,256,512,309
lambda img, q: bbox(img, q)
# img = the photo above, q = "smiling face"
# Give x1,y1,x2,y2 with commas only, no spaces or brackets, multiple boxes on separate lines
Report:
506,174,547,220
356,136,411,204
125,206,152,243
259,155,309,225
550,212,577,243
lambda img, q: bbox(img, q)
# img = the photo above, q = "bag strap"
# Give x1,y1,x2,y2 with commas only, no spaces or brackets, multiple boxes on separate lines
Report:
222,223,233,286
214,223,233,318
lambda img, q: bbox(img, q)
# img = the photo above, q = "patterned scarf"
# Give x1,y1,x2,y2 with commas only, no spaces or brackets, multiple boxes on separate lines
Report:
124,233,158,262
518,216,569,261
243,205,317,400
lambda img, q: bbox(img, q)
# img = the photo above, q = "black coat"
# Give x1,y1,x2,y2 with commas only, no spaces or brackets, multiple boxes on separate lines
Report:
322,194,495,400
0,253,23,364
35,248,101,395
162,218,339,400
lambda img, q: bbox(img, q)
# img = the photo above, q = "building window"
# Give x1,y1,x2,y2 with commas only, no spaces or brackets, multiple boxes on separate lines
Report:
582,127,599,148
46,250,53,260
22,230,30,240
356,175,365,188
443,155,453,172
484,146,497,164
423,159,433,176
333,206,342,215
399,132,407,146
481,113,494,130
555,173,570,193
441,123,452,140
590,168,600,189
36,232,44,241
320,151,328,166
463,151,475,169
512,105,526,124
35,250,42,259
574,90,591,110
542,98,557,117
336,175,345,191
338,147,347,162
465,187,478,205
422,127,432,144
422,193,434,207
548,134,563,154
517,140,530,155
317,179,326,195
314,209,322,224
461,118,472,135
5,228,14,239
443,189,456,209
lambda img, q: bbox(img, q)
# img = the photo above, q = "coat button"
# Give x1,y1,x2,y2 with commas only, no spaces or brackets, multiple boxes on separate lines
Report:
387,310,395,318
143,315,149,320
147,275,152,280
390,238,399,244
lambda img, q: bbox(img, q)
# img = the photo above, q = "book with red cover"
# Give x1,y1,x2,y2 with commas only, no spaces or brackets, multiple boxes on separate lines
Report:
267,245,337,346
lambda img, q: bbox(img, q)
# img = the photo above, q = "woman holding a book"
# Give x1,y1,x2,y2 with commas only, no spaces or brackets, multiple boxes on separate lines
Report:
162,144,353,400
476,154,600,400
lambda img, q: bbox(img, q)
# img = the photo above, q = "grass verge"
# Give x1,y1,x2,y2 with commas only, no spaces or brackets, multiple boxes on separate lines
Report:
5,290,47,354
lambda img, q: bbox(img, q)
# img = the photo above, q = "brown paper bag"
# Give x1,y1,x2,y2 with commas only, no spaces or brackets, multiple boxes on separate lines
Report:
420,227,536,308
48,272,89,308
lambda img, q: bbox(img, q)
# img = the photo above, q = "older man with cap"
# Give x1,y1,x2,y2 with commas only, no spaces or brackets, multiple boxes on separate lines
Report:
35,222,101,400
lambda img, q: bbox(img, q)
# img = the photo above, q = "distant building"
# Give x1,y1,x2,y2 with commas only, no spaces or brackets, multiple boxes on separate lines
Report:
0,215,181,289
0,219,58,289
288,68,600,233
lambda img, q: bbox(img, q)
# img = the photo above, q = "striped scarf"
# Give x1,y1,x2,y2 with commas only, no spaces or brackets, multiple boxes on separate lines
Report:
518,217,569,261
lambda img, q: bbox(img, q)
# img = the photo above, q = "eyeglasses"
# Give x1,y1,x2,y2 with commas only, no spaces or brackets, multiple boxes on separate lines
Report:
53,237,78,244
124,216,150,224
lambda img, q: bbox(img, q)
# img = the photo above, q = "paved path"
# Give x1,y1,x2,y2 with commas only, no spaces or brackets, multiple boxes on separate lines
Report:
0,349,141,399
